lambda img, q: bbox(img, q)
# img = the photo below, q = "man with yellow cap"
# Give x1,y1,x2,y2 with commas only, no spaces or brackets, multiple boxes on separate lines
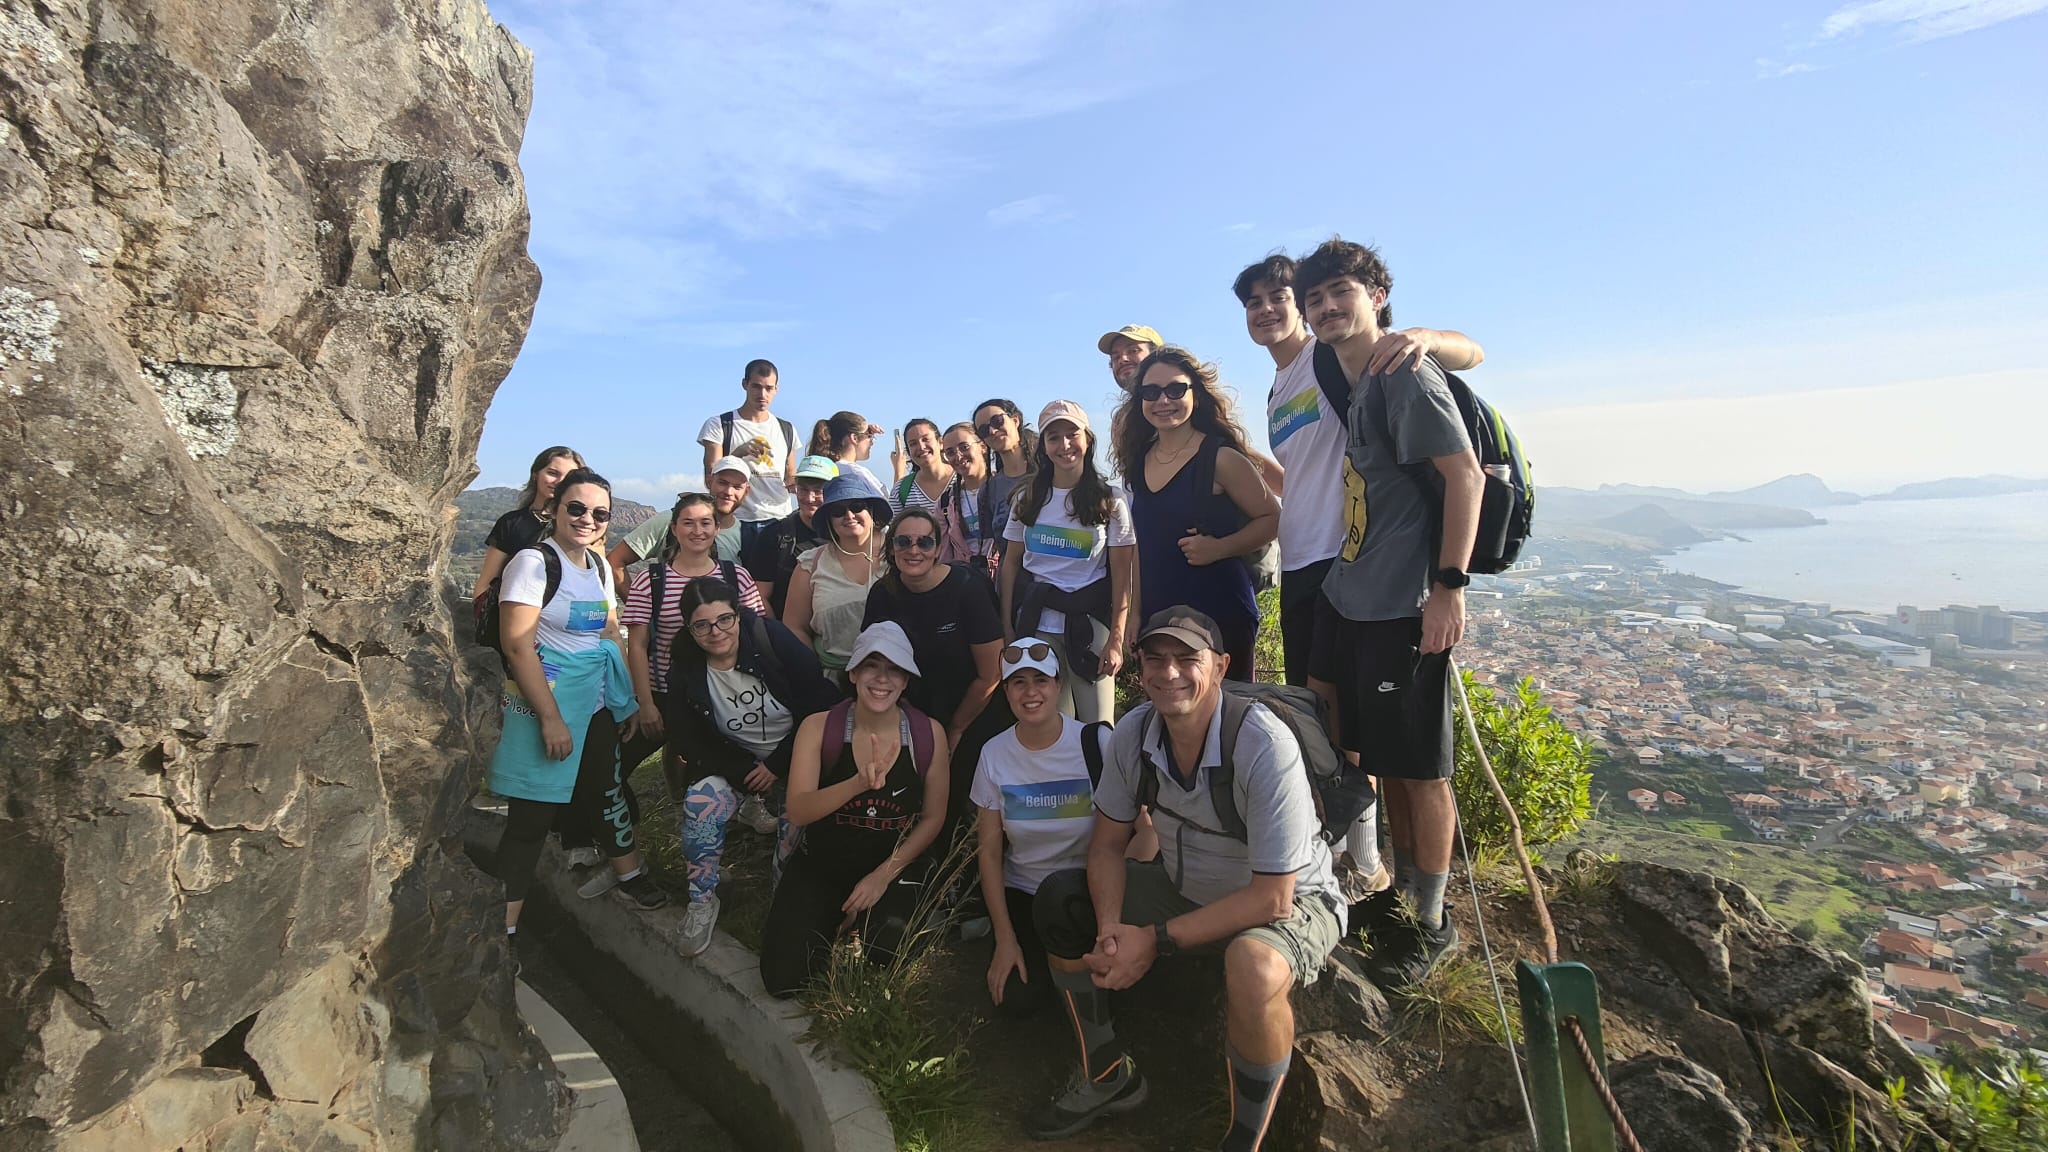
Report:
1097,324,1164,391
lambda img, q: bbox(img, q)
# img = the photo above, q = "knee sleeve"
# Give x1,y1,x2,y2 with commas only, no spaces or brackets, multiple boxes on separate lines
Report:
1031,868,1098,960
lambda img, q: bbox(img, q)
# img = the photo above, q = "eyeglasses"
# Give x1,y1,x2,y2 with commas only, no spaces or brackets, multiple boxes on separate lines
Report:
892,533,938,552
940,444,979,461
1002,642,1053,664
563,501,613,524
975,415,1009,438
1136,381,1193,403
687,611,739,637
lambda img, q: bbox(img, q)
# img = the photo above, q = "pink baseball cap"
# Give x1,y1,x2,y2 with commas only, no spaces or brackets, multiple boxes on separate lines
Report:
1037,400,1090,434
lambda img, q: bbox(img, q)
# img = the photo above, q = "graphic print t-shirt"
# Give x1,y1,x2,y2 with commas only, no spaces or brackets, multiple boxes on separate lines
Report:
970,717,1101,894
1265,341,1347,570
1001,486,1134,634
706,664,793,760
699,412,795,521
499,540,614,709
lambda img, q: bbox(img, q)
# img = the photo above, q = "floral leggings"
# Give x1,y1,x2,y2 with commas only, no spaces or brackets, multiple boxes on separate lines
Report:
681,776,741,904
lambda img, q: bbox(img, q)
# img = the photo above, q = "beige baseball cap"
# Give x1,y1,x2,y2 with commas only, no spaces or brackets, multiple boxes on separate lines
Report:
1097,324,1163,354
1037,399,1090,434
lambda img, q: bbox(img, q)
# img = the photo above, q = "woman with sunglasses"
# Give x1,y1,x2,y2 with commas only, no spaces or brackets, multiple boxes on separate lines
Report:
889,417,953,516
971,639,1111,1016
781,469,890,683
1111,347,1277,680
864,508,1003,827
761,622,951,997
807,409,896,491
472,445,585,601
662,577,841,956
972,398,1034,523
935,421,1006,579
999,401,1134,723
489,469,667,949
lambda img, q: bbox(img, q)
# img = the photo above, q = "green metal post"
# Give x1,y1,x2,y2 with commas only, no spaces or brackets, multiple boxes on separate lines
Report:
1517,960,1571,1152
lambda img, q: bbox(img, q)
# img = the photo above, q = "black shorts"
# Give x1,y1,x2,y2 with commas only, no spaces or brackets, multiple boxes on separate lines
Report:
1313,607,1454,780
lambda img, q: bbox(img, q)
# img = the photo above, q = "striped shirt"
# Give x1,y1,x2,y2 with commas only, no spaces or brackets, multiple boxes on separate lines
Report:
621,562,766,692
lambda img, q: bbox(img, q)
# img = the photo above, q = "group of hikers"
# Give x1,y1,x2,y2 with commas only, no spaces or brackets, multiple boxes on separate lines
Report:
474,237,1489,1150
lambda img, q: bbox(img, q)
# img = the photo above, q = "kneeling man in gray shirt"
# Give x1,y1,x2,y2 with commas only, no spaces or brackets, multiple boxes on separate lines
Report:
1025,607,1342,1150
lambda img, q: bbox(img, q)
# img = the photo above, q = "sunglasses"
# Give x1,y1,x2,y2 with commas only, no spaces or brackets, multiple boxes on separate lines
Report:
563,501,612,524
1136,381,1193,403
975,415,1009,438
688,611,739,637
1002,642,1053,664
826,504,870,520
892,533,938,552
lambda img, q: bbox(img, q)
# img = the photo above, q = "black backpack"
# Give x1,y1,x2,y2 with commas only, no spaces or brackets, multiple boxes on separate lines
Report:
473,544,565,661
1312,342,1534,574
1181,434,1279,593
1133,681,1375,845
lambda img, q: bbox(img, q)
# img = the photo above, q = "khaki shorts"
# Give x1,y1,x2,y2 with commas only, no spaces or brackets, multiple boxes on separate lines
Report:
1113,859,1342,986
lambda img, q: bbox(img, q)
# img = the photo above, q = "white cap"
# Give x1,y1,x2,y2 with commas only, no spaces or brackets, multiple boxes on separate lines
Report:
709,455,750,478
999,638,1061,681
846,621,920,677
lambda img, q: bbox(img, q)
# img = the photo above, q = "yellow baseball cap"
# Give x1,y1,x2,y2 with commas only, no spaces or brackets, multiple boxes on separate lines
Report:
1096,325,1163,354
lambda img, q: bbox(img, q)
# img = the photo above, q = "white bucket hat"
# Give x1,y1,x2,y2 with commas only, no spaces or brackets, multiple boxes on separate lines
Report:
846,621,920,677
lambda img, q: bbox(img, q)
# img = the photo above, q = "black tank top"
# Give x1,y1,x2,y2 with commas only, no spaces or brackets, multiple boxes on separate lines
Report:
803,710,924,872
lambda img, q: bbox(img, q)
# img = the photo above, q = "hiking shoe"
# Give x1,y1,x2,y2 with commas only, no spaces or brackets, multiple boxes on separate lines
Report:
679,895,720,957
736,795,778,835
1027,1056,1148,1140
611,872,670,911
957,915,992,942
1346,883,1403,937
565,846,601,869
1366,909,1460,990
1334,854,1393,906
576,866,619,900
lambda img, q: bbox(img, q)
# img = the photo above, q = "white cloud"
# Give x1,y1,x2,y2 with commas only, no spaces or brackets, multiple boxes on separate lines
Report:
1755,57,1822,78
496,1,1139,336
613,472,705,501
1819,0,2048,41
987,194,1073,227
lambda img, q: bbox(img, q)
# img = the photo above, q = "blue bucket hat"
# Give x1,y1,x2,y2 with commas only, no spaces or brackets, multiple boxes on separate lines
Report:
818,468,891,530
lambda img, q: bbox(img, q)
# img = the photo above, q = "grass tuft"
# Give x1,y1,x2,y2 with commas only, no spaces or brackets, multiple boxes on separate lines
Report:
1390,955,1521,1052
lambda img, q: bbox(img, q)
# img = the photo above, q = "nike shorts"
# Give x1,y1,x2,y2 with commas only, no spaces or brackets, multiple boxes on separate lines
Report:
1312,609,1455,780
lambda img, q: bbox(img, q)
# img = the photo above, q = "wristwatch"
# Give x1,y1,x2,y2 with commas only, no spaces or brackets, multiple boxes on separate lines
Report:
1153,922,1178,958
1434,566,1471,589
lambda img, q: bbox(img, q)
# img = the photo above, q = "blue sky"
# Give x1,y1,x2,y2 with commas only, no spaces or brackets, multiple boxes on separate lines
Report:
476,0,2048,497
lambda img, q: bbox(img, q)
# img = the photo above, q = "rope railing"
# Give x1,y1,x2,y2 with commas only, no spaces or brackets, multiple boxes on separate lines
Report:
1448,659,1641,1152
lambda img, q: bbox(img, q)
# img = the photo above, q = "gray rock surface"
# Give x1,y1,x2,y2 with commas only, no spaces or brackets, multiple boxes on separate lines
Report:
0,1,555,1147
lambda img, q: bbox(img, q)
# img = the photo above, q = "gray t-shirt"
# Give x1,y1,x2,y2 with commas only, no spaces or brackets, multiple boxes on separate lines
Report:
1324,357,1471,622
1094,699,1340,909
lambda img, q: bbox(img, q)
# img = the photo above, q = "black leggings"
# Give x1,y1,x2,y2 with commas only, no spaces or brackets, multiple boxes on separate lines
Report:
994,885,1052,1018
497,711,636,903
760,848,930,998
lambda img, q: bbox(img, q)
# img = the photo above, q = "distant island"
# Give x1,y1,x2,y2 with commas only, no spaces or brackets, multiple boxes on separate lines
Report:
1538,472,2047,564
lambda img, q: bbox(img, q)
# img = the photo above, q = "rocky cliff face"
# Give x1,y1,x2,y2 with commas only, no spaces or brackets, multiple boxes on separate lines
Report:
0,2,555,1148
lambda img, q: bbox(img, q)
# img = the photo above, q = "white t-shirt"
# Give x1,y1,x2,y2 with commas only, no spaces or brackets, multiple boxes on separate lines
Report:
500,540,615,710
699,412,795,521
971,717,1103,894
1001,486,1134,635
706,664,793,760
1265,341,1347,571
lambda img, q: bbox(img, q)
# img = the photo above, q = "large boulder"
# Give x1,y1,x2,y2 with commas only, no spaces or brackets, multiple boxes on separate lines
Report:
0,1,556,1148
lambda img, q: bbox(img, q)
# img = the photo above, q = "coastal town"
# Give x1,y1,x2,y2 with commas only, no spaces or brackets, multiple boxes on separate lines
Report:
1459,556,2048,1061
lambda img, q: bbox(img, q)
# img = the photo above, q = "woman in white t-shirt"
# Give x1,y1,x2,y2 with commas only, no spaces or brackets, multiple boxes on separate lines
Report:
998,400,1134,723
973,640,1108,1016
488,469,667,944
806,409,899,491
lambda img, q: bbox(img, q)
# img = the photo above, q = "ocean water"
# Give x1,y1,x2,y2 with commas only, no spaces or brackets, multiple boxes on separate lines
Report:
1658,491,2048,613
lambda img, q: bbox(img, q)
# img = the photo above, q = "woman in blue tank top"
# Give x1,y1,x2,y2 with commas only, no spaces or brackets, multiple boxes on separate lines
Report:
1110,346,1278,681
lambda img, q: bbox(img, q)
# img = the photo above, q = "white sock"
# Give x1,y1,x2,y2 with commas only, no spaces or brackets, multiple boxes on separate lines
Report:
1346,805,1383,876
616,867,642,883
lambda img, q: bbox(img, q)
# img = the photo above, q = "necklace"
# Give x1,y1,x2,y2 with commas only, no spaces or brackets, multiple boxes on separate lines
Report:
1150,432,1200,464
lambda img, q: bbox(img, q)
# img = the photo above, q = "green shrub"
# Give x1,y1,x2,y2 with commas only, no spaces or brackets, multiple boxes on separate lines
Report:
1452,672,1593,850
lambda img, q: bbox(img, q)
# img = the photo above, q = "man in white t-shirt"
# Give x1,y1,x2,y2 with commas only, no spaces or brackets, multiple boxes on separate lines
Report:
1236,253,1486,900
698,358,797,523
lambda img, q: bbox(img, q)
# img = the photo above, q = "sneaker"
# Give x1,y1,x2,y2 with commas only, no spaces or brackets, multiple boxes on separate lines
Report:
1334,854,1393,906
565,846,601,869
1365,909,1460,990
1346,882,1402,937
576,866,619,900
611,872,670,912
957,915,992,942
736,795,778,835
1027,1056,1148,1140
679,895,720,957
